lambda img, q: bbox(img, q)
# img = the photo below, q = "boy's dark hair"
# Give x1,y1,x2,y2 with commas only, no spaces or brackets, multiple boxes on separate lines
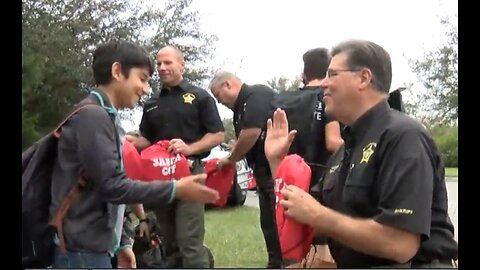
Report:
302,48,331,82
92,41,155,85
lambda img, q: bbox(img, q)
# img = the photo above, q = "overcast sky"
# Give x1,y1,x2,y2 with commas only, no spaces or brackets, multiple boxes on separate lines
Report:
122,0,457,130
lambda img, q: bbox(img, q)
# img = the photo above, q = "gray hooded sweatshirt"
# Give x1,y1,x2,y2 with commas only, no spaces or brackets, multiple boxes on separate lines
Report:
49,91,175,254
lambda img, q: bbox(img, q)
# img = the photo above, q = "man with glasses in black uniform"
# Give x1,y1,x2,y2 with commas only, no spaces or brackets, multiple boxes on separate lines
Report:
264,39,458,268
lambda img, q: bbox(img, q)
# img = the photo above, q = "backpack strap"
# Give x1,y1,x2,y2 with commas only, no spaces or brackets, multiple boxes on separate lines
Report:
49,168,88,253
89,90,123,171
53,102,100,138
50,102,101,253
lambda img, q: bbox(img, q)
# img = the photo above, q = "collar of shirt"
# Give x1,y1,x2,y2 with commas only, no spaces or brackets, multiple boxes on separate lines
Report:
159,79,191,95
233,83,250,113
89,89,118,116
346,99,390,142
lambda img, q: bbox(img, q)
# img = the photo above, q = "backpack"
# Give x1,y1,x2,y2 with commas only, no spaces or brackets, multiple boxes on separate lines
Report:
266,89,322,157
132,211,215,269
388,88,405,112
134,140,191,181
204,158,234,207
274,154,314,262
22,100,100,269
121,138,145,180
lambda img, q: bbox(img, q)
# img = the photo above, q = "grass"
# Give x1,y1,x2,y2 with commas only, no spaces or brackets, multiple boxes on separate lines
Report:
203,203,459,268
204,206,266,268
445,167,458,178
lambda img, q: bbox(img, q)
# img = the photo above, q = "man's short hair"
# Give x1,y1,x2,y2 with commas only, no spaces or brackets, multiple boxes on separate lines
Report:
331,40,392,94
92,41,155,86
208,71,240,90
302,48,331,82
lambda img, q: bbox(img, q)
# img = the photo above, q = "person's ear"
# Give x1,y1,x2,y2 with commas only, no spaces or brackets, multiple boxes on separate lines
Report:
224,80,232,90
111,62,123,81
180,60,185,74
359,68,373,91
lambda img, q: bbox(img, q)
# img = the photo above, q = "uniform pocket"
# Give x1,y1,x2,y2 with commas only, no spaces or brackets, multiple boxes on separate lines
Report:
342,167,376,217
320,169,339,205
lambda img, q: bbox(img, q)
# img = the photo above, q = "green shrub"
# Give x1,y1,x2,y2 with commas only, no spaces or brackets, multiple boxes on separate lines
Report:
430,125,458,168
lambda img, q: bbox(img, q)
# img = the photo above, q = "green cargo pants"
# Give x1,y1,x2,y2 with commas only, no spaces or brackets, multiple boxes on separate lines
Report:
152,159,209,268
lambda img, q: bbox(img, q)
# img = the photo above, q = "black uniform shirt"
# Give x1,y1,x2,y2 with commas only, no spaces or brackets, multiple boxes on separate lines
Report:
139,80,224,159
301,86,335,187
320,100,458,268
233,83,276,168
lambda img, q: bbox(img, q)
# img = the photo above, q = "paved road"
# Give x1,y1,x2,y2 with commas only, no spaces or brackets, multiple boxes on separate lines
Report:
446,180,458,241
245,179,458,242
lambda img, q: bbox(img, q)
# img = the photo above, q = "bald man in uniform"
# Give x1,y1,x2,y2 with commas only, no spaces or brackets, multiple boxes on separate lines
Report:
128,46,224,268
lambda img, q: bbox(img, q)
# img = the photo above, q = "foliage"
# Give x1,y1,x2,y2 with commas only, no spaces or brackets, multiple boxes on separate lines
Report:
267,76,303,92
22,0,217,148
407,16,458,125
430,124,458,168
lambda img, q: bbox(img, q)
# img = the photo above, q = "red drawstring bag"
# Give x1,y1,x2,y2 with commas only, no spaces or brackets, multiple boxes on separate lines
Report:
204,158,234,207
274,154,314,262
138,140,191,181
122,139,144,180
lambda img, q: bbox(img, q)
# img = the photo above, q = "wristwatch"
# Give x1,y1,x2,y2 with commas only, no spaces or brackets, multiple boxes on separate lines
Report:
139,218,149,224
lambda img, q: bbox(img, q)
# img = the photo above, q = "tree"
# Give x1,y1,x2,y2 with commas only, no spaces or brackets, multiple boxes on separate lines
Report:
400,83,439,126
408,16,458,125
22,0,217,148
140,0,218,93
117,0,218,129
430,124,458,168
267,76,303,92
